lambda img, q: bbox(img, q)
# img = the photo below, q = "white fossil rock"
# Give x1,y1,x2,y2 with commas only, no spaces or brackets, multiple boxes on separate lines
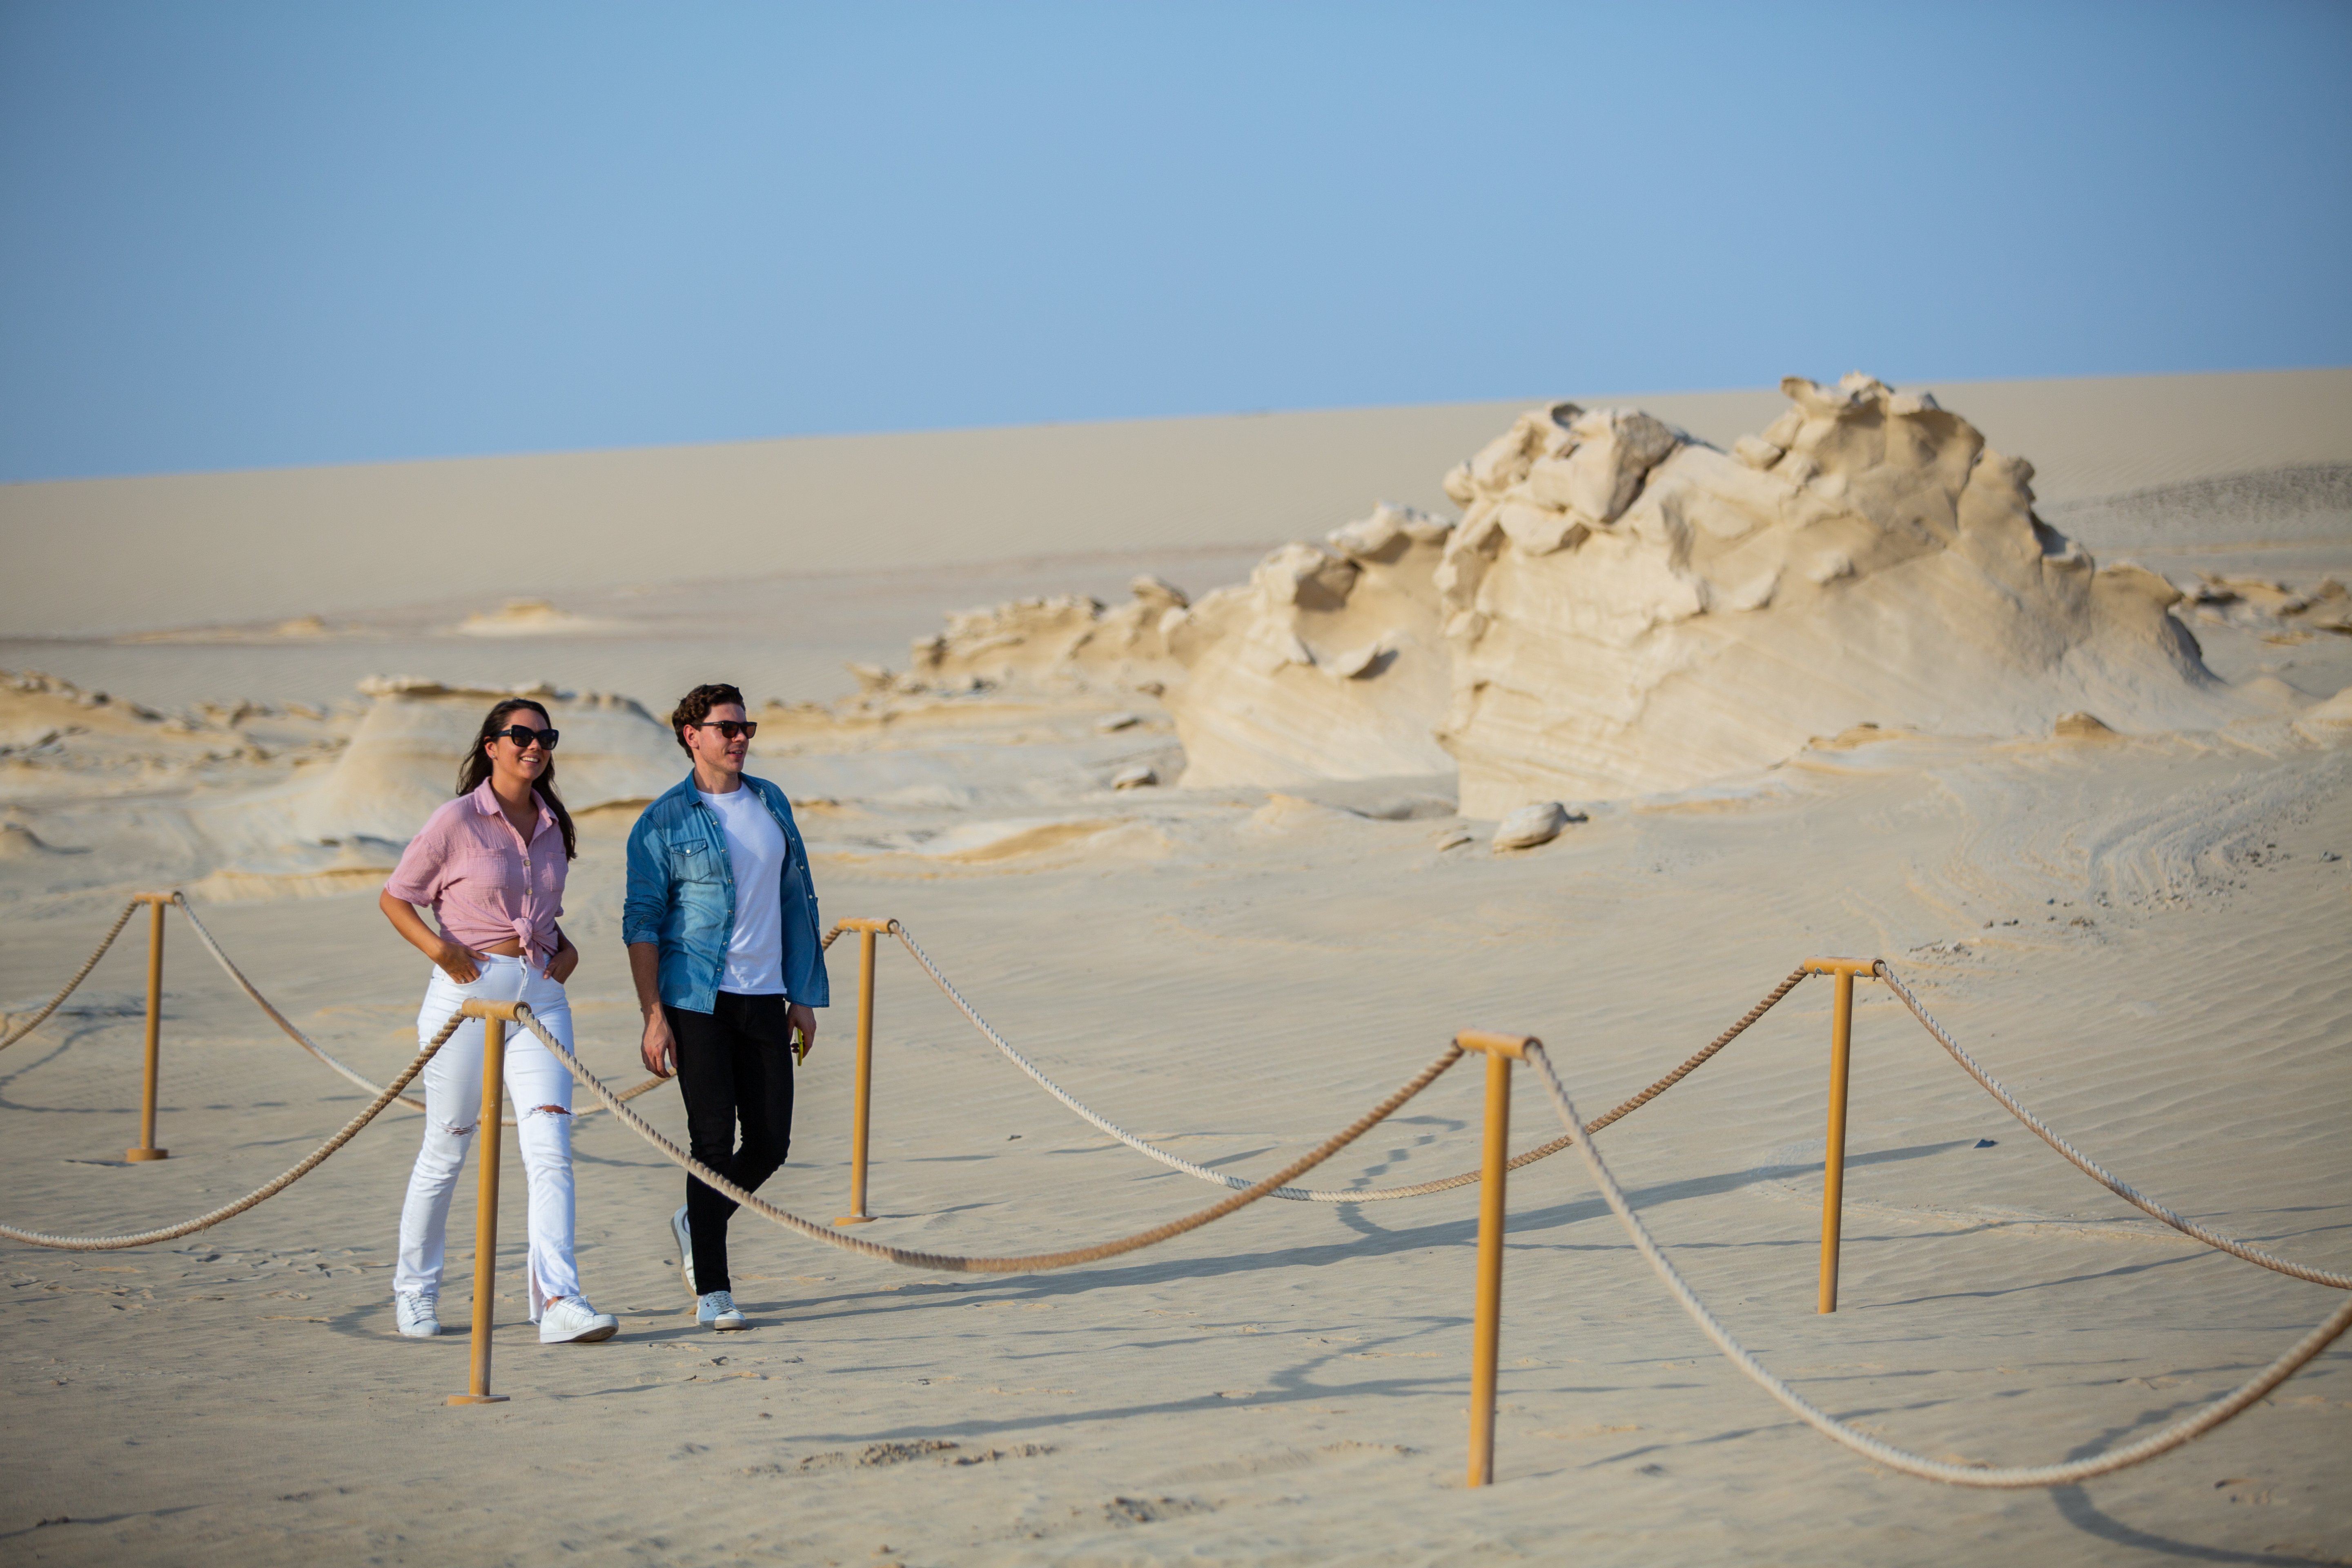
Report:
1491,801,1576,850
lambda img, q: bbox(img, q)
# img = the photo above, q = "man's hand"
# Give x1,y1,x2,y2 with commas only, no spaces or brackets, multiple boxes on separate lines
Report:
435,940,483,984
787,1001,818,1061
626,941,670,1076
641,1009,678,1078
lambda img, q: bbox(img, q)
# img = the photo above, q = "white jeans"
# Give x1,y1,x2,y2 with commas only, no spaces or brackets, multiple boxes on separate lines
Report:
395,956,580,1318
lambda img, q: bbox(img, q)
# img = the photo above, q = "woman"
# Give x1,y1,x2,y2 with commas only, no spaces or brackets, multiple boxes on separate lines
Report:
378,697,618,1344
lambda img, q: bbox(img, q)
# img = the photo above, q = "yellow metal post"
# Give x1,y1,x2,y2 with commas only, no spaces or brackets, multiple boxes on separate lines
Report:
1820,969,1853,1313
1803,958,1875,1314
1455,1029,1534,1489
449,1000,515,1405
835,918,888,1227
125,894,170,1162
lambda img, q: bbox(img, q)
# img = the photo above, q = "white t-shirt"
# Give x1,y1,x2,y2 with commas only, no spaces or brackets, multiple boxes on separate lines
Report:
699,785,788,997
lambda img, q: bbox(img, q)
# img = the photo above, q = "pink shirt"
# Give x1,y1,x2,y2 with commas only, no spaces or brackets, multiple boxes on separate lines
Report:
385,782,567,967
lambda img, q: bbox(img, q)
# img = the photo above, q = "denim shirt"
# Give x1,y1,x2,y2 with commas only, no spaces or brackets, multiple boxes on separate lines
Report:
622,773,830,1015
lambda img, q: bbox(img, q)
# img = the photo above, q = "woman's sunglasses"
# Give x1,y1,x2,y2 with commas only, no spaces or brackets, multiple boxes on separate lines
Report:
493,725,560,750
693,720,758,741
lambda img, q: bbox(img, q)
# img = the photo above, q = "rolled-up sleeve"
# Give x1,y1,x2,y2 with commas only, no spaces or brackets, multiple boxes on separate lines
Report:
384,809,453,905
621,813,668,947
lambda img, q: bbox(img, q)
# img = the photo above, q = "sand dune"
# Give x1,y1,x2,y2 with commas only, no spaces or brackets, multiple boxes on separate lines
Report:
7,370,2351,641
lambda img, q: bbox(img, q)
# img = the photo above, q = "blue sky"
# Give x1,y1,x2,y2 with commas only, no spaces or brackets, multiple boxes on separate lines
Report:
2,1,2347,481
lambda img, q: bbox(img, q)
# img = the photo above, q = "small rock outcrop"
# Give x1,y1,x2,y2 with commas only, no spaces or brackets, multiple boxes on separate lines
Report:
2053,711,2120,739
2293,685,2352,746
906,578,1191,690
1491,800,1577,850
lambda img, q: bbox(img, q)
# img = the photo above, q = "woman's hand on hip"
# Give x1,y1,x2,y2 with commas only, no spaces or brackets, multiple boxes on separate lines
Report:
546,938,580,985
641,1009,678,1079
435,941,483,984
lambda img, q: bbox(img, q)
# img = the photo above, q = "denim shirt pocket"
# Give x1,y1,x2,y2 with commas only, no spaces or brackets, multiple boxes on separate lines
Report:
666,829,717,883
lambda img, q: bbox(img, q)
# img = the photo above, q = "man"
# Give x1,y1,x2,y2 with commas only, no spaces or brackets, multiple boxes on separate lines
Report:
623,683,829,1331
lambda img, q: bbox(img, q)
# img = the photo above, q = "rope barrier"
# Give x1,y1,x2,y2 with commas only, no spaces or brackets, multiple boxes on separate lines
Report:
171,893,665,1126
514,1001,1463,1273
1520,1041,2352,1487
6,900,2344,1492
890,919,1811,1201
8,902,2341,1484
0,897,142,1052
0,1010,465,1251
1875,961,2352,1291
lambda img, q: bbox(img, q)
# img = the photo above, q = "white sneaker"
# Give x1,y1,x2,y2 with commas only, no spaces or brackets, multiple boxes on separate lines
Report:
539,1295,619,1344
394,1291,441,1338
671,1205,697,1296
697,1290,747,1331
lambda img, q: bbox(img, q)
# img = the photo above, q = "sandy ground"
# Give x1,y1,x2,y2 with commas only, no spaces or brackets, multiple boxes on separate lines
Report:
2,374,2349,1566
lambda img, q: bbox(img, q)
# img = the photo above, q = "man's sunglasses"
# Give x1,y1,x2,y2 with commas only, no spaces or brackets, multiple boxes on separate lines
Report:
493,725,561,750
692,720,758,741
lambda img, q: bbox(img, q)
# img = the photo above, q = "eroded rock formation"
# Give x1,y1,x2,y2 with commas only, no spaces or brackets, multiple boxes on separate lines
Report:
896,374,2256,813
1432,374,2223,813
904,577,1191,690
294,678,680,842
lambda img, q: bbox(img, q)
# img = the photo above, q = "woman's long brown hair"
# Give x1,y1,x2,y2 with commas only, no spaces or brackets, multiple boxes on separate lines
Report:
456,698,577,860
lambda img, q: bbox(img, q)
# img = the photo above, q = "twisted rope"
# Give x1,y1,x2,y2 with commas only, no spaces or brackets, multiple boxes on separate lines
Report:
172,893,430,1111
173,893,663,1125
514,1002,1460,1273
890,918,1807,1201
1874,961,2350,1291
0,898,142,1051
1478,964,1814,1181
0,1009,464,1251
1521,1041,2352,1488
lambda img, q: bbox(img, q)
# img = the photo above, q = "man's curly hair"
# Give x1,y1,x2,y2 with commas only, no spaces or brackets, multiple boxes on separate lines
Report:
670,682,747,753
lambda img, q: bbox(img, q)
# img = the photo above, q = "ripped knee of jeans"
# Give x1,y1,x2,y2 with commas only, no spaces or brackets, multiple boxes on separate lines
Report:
525,1103,571,1119
441,1121,477,1136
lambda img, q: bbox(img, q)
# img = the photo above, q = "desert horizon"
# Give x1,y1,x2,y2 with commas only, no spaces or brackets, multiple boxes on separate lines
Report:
8,367,2350,644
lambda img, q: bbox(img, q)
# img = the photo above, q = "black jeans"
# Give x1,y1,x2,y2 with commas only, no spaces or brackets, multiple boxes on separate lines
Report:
668,991,795,1297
